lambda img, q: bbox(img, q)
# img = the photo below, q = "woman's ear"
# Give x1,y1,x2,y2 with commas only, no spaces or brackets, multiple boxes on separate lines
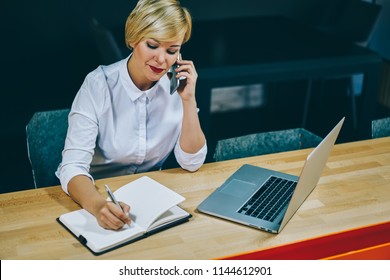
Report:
127,41,134,50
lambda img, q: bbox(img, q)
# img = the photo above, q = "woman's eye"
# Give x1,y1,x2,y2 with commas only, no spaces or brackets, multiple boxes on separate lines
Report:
167,50,177,55
147,43,158,49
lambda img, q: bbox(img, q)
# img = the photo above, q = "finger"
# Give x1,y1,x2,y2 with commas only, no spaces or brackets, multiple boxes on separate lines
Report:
101,216,123,230
106,202,129,228
119,201,131,213
176,64,197,79
119,202,132,225
177,71,197,85
176,64,194,76
99,209,125,230
176,59,194,69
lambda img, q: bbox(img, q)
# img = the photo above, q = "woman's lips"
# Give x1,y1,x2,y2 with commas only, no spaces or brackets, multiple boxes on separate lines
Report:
149,65,164,74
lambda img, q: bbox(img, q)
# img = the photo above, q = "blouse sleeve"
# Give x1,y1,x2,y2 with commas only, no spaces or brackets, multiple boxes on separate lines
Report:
56,70,105,194
174,140,207,172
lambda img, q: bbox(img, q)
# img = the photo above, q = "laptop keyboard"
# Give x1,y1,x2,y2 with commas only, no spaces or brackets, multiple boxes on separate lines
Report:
237,176,297,222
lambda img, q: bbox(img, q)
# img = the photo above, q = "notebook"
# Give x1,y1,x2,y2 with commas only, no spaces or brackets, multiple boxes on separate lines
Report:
57,176,191,255
197,117,345,233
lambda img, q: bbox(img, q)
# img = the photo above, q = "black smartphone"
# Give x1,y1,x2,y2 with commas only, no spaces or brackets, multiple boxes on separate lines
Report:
168,63,180,95
168,58,187,95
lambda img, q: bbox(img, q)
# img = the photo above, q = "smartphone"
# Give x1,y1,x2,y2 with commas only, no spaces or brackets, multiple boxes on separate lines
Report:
168,63,180,95
168,62,187,95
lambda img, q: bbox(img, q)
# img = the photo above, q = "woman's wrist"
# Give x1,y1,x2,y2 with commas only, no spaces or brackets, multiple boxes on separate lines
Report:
181,96,197,109
89,197,107,217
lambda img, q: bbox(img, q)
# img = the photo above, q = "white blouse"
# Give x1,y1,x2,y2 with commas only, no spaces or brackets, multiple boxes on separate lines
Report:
56,56,207,194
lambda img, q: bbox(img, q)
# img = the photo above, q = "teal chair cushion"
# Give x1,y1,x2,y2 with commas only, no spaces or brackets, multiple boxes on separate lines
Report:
372,117,390,138
26,109,70,188
214,128,323,162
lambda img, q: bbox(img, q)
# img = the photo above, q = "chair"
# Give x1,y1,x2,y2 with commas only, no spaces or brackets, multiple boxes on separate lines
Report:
372,117,390,138
302,0,382,129
89,17,128,65
213,128,323,162
26,109,70,188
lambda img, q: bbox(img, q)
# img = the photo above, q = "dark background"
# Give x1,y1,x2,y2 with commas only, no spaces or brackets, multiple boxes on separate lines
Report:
2,0,390,193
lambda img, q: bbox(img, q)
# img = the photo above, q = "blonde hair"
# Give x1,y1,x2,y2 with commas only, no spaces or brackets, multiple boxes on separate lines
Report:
125,0,192,49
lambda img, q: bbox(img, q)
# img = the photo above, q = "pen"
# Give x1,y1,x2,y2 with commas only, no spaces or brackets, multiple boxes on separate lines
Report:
105,184,123,211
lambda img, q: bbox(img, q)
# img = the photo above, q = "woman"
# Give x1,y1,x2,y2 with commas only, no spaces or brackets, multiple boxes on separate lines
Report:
56,0,207,230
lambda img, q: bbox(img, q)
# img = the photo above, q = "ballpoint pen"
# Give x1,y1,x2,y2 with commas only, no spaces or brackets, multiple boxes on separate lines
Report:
105,184,123,211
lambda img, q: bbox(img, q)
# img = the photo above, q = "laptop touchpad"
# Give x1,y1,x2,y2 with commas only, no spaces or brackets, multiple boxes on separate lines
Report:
220,179,256,198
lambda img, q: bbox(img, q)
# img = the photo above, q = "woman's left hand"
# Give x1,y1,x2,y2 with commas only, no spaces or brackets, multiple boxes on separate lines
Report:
175,59,197,102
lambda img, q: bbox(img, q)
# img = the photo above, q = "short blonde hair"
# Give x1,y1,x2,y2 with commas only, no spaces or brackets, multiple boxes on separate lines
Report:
125,0,192,49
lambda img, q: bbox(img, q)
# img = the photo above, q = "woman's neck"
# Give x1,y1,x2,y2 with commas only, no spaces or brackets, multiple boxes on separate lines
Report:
127,56,156,91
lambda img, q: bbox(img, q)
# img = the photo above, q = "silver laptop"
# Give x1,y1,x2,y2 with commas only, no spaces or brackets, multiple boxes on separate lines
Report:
197,117,345,233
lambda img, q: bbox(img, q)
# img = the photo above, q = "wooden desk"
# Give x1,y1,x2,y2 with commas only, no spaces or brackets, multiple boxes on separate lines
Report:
1,137,390,259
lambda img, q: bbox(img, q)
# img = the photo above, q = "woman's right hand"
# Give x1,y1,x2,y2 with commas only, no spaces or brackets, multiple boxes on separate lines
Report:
95,200,131,230
67,175,131,230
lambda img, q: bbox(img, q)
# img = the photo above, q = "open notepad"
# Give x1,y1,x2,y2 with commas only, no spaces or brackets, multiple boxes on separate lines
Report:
57,176,191,255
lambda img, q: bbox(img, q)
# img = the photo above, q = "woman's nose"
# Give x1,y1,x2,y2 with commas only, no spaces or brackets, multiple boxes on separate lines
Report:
155,50,165,64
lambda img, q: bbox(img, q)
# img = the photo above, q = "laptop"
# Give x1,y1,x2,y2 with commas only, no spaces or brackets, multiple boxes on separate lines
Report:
197,117,345,233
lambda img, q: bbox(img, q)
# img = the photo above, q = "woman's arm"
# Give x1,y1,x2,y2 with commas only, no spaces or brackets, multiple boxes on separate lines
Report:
58,69,131,230
67,175,131,230
176,59,206,153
